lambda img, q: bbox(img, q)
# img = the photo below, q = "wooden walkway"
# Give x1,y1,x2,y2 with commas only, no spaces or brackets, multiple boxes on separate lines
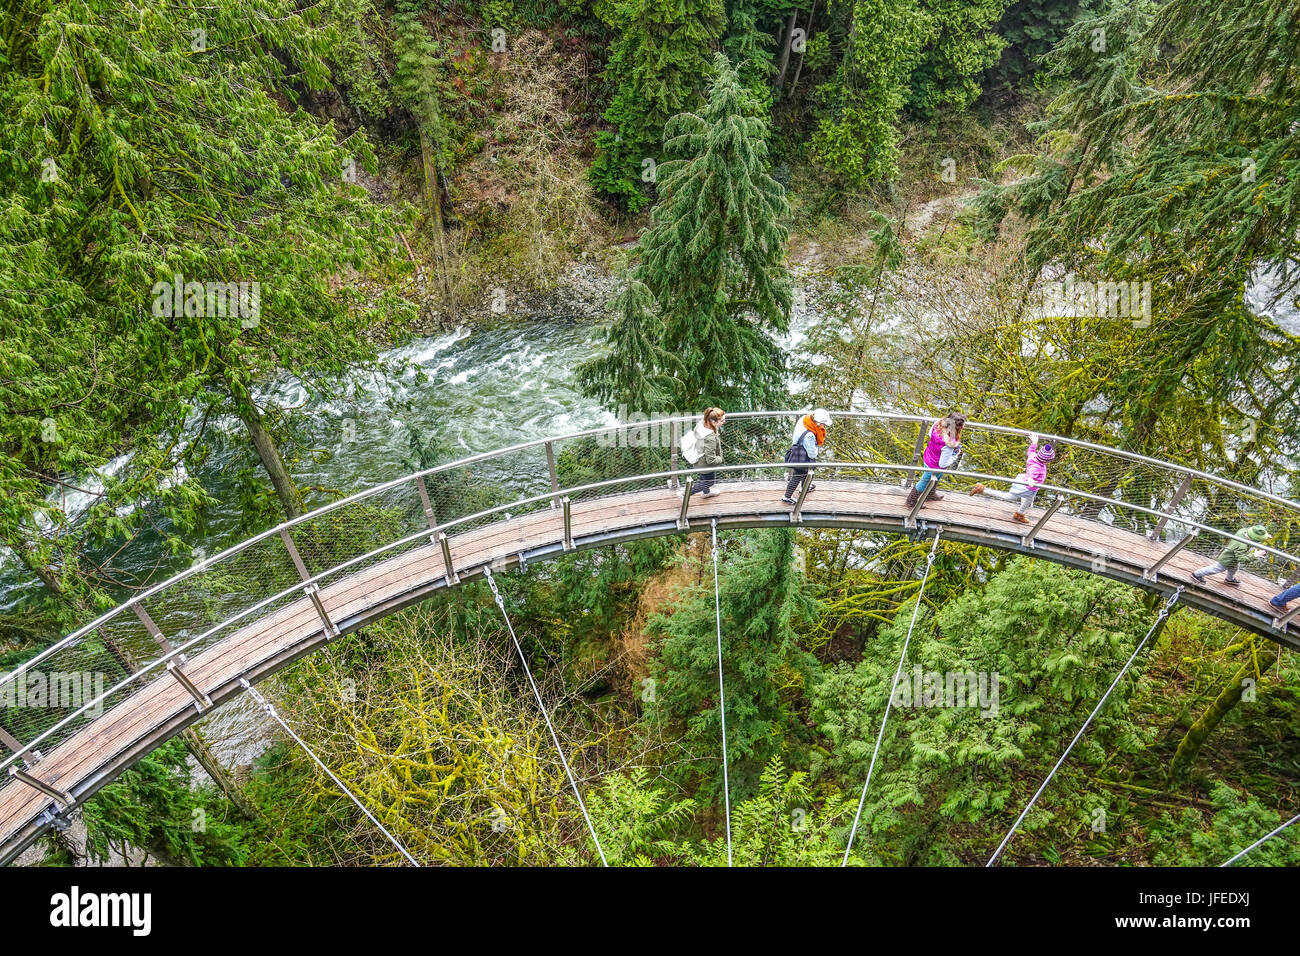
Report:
2,478,1295,862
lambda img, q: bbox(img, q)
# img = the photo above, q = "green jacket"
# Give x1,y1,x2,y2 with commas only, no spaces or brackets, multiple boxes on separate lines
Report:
1217,525,1267,568
696,428,723,469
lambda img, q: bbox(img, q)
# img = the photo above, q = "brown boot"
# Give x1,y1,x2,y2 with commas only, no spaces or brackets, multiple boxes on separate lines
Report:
1012,511,1030,524
925,485,944,502
904,487,921,509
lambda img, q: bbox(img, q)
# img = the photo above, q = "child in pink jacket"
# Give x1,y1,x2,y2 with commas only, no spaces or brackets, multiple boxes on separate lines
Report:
970,432,1056,523
1012,433,1055,523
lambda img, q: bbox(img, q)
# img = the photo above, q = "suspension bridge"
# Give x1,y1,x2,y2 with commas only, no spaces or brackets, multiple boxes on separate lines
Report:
2,411,1298,865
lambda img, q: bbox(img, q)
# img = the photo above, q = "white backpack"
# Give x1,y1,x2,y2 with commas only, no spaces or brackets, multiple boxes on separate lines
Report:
680,424,703,465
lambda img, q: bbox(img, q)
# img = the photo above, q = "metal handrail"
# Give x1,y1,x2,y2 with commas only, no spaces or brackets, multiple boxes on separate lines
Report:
2,411,1295,694
3,451,1299,785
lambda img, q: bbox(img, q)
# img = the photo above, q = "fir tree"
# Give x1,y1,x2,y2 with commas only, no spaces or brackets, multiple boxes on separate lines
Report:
639,53,794,410
811,0,930,184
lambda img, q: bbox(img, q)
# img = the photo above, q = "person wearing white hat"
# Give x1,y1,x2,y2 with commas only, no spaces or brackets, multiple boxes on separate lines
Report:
782,409,832,504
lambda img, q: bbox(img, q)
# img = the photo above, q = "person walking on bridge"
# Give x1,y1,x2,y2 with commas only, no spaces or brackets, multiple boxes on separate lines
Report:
782,409,831,504
686,407,725,498
905,412,966,510
1193,524,1271,587
1269,581,1300,614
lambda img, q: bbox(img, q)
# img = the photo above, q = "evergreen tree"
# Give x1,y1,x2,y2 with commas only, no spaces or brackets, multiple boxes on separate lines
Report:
811,0,930,184
639,53,793,410
577,274,681,412
724,0,777,113
907,0,1012,117
589,0,725,210
644,529,817,804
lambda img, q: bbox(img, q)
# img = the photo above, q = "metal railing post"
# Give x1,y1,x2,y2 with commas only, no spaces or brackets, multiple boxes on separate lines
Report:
1021,499,1063,547
1143,531,1197,582
562,496,574,550
905,421,929,488
791,468,814,523
670,420,680,491
677,478,694,530
1149,473,1194,540
438,531,459,586
279,528,340,643
415,474,438,529
546,441,560,509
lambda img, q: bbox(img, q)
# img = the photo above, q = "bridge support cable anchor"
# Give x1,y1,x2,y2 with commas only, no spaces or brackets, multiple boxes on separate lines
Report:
790,467,814,524
986,586,1184,867
279,529,341,641
9,766,72,807
438,531,460,587
481,567,609,867
676,478,694,530
1020,498,1062,548
1143,530,1197,582
710,519,733,866
1220,810,1300,866
238,678,420,867
561,496,574,551
842,528,944,866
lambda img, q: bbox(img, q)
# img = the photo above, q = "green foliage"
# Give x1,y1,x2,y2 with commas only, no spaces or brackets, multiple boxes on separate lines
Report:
639,53,793,409
589,0,725,210
1152,782,1300,867
810,558,1156,864
80,738,247,865
687,757,865,864
984,0,1086,90
645,529,818,803
811,0,929,184
907,0,1011,117
587,766,695,864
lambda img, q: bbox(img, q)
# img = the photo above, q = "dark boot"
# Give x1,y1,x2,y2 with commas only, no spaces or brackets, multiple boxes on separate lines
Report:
925,484,944,502
905,487,921,509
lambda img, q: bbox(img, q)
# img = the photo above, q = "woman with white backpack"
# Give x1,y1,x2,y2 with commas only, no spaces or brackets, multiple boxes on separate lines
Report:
679,408,725,497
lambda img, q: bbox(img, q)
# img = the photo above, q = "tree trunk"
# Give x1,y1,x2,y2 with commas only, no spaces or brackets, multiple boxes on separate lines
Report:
774,10,798,90
1169,643,1279,782
239,398,304,520
10,545,259,821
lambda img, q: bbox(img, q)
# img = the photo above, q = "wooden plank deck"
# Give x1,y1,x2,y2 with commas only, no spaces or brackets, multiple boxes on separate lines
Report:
2,478,1295,862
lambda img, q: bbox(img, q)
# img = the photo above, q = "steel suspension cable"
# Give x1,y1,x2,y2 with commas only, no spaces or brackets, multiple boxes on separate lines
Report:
986,586,1184,867
842,528,943,866
238,678,419,866
482,567,609,867
711,519,733,866
1221,810,1300,866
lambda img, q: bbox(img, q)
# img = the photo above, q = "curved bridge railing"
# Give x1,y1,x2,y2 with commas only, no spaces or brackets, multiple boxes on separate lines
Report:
2,411,1299,818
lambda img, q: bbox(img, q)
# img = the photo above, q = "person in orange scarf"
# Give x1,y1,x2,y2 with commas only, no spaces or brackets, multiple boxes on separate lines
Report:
782,409,832,503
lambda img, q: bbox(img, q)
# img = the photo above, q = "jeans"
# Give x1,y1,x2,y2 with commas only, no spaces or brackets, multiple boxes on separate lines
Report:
1271,583,1300,608
691,472,716,495
915,470,940,493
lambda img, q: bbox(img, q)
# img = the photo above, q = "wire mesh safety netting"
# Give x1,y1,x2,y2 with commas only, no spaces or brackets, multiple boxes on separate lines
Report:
2,411,1297,798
